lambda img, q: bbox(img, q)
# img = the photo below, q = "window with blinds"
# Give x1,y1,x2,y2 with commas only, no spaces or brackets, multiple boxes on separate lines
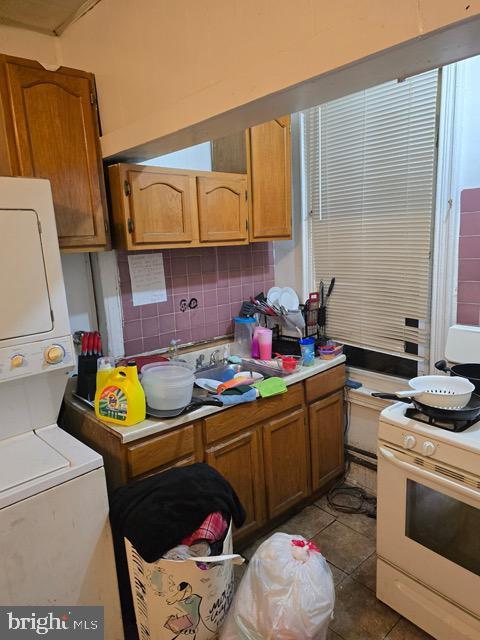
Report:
302,70,439,361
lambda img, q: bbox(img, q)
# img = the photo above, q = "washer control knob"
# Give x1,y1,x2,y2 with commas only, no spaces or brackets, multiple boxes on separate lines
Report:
422,441,437,457
45,345,65,365
10,354,25,368
403,434,417,450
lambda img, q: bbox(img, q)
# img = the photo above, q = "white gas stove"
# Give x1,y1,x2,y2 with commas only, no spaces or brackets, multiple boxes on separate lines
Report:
376,326,480,640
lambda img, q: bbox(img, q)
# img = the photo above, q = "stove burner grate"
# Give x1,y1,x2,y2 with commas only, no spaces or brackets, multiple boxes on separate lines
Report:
405,408,477,432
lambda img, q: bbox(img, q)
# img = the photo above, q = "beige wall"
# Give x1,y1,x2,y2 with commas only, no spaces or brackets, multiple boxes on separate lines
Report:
1,3,480,159
57,0,480,159
0,23,59,66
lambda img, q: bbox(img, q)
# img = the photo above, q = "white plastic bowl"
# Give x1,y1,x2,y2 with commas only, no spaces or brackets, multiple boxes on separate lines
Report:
141,362,194,411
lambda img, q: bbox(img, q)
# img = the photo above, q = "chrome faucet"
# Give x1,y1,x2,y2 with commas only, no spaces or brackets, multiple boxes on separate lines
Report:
195,353,205,370
209,349,220,366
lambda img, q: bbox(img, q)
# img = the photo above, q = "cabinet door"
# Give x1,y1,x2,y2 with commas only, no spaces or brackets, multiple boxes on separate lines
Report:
127,168,198,246
196,174,248,243
5,62,108,250
263,408,310,519
205,429,265,539
309,391,344,491
249,116,291,241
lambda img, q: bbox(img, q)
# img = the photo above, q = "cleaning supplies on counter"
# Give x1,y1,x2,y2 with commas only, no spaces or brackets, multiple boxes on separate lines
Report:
94,361,146,426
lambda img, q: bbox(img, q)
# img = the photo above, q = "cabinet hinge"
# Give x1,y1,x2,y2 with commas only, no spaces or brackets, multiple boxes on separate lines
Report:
104,219,109,234
246,219,249,231
123,180,131,196
90,92,97,106
127,218,135,233
245,190,248,201
37,219,42,234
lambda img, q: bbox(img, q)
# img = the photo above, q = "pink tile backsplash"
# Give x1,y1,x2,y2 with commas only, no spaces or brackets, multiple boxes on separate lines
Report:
119,245,275,356
460,188,480,213
457,189,480,327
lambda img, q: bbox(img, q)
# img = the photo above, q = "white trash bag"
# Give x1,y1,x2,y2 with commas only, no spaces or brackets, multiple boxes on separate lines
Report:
221,533,334,640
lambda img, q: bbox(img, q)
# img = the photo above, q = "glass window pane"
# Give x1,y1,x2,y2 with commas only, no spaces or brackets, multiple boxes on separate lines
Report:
406,479,480,576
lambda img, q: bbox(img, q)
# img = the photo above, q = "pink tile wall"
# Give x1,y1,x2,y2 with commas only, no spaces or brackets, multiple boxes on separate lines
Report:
457,188,480,326
118,244,275,356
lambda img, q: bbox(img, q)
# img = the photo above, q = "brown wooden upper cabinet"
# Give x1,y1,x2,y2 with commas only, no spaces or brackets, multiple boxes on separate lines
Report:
248,117,292,241
0,54,108,251
108,164,248,249
212,116,292,242
109,165,199,248
197,173,248,243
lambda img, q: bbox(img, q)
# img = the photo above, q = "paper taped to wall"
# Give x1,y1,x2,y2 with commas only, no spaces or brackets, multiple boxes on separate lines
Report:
128,254,167,306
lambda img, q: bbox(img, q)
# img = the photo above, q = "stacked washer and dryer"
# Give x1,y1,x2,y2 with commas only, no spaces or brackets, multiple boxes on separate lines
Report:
0,177,123,638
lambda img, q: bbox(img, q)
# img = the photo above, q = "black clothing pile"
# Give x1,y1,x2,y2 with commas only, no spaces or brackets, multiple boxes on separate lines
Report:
110,463,246,562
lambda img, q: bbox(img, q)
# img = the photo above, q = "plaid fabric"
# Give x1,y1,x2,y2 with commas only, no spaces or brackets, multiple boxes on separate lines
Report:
181,512,228,546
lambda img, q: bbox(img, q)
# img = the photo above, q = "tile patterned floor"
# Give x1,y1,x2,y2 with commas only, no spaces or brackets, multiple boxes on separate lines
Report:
236,496,434,640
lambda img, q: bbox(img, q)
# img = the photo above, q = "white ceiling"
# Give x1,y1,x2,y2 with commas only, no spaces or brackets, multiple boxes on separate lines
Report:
0,0,100,35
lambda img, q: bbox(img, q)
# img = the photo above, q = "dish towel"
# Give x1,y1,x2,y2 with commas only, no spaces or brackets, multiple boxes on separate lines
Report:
213,388,257,405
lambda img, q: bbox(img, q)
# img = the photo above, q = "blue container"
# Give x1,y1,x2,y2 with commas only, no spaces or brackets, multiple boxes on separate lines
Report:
299,337,315,366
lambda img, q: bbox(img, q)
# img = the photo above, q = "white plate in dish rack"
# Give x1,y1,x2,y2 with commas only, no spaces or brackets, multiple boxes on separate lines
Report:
278,287,300,311
267,286,282,304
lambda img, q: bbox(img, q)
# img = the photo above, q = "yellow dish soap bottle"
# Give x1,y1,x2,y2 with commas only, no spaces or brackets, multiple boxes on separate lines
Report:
95,361,146,426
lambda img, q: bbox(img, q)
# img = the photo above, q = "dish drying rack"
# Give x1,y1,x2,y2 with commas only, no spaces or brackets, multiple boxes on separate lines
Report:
244,293,331,356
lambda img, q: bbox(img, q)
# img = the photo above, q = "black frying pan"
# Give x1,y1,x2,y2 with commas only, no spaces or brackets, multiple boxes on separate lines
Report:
435,360,480,394
146,397,223,418
371,392,480,422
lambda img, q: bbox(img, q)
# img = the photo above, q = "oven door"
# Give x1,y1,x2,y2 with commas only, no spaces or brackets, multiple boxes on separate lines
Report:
377,443,480,617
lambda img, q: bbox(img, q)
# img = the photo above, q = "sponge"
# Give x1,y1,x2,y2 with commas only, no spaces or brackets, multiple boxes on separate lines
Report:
253,377,288,398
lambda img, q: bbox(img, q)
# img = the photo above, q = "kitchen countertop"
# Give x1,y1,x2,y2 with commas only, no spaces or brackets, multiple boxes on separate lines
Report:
66,354,346,444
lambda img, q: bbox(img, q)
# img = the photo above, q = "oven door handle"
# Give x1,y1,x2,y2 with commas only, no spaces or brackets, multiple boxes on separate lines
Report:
379,446,480,502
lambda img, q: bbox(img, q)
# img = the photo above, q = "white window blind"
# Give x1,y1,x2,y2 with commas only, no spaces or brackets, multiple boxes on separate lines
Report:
303,70,439,358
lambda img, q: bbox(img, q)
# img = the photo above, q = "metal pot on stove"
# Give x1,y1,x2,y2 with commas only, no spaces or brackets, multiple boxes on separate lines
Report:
435,360,480,395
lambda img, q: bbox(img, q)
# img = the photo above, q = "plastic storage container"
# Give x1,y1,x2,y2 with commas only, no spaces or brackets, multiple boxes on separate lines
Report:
232,317,256,357
318,341,343,360
141,361,195,411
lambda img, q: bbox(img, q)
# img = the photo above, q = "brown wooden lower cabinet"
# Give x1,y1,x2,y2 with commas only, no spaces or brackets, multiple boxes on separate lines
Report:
309,390,345,491
262,407,310,519
205,428,265,540
60,365,346,543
